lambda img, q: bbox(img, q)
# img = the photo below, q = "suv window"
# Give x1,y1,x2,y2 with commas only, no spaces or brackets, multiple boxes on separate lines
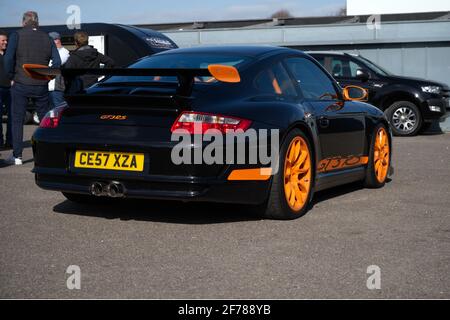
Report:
285,57,338,101
254,62,297,96
319,55,365,79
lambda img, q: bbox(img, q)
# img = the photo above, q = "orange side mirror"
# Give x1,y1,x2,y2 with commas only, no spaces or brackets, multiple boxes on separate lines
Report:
342,85,368,101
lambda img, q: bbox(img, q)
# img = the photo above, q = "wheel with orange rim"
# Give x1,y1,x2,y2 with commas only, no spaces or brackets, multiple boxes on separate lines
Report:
261,129,314,220
364,124,391,188
283,136,312,212
374,127,390,183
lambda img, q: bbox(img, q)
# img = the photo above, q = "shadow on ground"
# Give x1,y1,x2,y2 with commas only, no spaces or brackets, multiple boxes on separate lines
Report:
52,179,385,224
53,198,263,224
0,140,33,167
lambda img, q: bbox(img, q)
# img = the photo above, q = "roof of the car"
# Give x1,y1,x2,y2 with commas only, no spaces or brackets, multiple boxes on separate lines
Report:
307,51,360,57
155,45,303,58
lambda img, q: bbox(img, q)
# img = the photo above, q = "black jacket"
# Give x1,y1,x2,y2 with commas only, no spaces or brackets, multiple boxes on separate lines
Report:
65,45,115,89
4,26,61,86
0,54,10,88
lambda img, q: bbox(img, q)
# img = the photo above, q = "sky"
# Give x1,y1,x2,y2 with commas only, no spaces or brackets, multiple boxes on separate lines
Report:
0,0,346,27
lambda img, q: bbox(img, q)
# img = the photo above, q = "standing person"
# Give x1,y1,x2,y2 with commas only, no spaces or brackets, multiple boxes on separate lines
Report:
0,30,12,150
3,11,61,165
48,32,69,109
65,31,114,90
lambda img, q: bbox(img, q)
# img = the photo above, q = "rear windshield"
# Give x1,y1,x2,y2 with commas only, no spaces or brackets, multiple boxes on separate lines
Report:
105,53,252,84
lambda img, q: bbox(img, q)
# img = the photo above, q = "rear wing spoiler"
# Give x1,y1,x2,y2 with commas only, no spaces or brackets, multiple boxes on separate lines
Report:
22,64,241,96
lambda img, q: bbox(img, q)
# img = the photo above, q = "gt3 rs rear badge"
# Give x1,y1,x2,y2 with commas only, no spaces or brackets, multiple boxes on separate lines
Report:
318,155,369,173
100,115,127,120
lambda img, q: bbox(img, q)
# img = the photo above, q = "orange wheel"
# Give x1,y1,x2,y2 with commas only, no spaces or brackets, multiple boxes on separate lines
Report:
260,129,314,220
283,136,312,212
374,127,390,184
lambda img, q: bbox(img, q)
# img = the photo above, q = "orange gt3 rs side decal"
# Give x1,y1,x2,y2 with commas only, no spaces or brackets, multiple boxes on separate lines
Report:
318,155,369,173
100,115,128,120
228,168,273,181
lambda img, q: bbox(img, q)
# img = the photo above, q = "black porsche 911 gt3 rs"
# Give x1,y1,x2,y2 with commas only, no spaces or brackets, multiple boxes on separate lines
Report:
28,46,393,220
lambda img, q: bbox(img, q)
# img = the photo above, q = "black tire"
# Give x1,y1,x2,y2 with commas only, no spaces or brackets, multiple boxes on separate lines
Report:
32,111,40,125
260,129,314,220
385,101,422,136
62,192,108,204
24,111,33,124
364,124,391,188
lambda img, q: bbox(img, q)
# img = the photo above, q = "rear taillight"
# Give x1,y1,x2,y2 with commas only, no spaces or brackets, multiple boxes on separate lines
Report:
39,106,66,128
171,111,252,134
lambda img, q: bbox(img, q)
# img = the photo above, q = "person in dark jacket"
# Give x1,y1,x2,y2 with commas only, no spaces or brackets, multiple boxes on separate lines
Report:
3,11,61,165
48,32,70,109
0,30,12,150
65,31,115,90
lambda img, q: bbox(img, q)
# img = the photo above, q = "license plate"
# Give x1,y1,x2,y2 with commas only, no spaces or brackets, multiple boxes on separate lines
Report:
74,151,144,172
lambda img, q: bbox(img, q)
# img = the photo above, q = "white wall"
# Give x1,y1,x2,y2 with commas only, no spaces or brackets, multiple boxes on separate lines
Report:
88,36,105,54
347,0,450,15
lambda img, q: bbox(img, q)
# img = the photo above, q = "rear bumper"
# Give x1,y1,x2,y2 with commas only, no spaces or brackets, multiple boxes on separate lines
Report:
32,123,275,205
33,167,271,205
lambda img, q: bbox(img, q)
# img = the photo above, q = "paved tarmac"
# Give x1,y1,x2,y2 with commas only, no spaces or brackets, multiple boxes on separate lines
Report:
0,125,449,299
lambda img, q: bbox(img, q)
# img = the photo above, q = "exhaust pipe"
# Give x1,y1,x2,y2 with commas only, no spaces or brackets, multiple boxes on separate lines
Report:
90,182,106,196
106,181,125,198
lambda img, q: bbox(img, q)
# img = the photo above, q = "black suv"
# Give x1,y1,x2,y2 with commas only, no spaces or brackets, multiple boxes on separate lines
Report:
308,52,450,136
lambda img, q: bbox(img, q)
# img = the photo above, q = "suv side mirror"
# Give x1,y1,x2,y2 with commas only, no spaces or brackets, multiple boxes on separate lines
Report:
342,85,368,101
356,69,370,82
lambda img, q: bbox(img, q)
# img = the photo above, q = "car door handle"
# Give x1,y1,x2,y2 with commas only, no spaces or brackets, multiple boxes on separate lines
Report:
319,116,330,128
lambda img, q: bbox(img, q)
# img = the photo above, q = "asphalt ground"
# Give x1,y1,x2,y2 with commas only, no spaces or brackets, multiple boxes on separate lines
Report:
0,125,449,299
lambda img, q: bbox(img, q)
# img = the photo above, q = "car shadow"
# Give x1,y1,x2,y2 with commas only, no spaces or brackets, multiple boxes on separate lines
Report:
53,198,263,224
24,140,33,149
421,120,445,136
310,181,364,208
309,178,392,209
53,178,393,224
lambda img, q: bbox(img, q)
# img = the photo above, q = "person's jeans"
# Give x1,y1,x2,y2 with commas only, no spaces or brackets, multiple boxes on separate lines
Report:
11,83,49,158
0,87,12,145
49,90,65,109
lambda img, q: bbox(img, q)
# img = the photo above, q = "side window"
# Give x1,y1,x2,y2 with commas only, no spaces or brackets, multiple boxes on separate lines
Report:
254,62,297,97
321,56,365,79
285,57,338,101
348,60,363,78
331,57,345,77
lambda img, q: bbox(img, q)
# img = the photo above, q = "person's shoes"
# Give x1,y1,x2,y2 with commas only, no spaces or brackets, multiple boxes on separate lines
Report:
5,154,23,165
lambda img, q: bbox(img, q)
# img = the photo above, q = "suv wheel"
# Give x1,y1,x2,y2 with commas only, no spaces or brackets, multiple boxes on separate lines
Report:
385,101,422,136
23,111,40,125
32,112,40,125
24,111,33,124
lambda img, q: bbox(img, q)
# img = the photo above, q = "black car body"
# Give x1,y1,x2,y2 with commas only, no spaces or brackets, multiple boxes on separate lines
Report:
308,52,450,136
30,46,393,220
